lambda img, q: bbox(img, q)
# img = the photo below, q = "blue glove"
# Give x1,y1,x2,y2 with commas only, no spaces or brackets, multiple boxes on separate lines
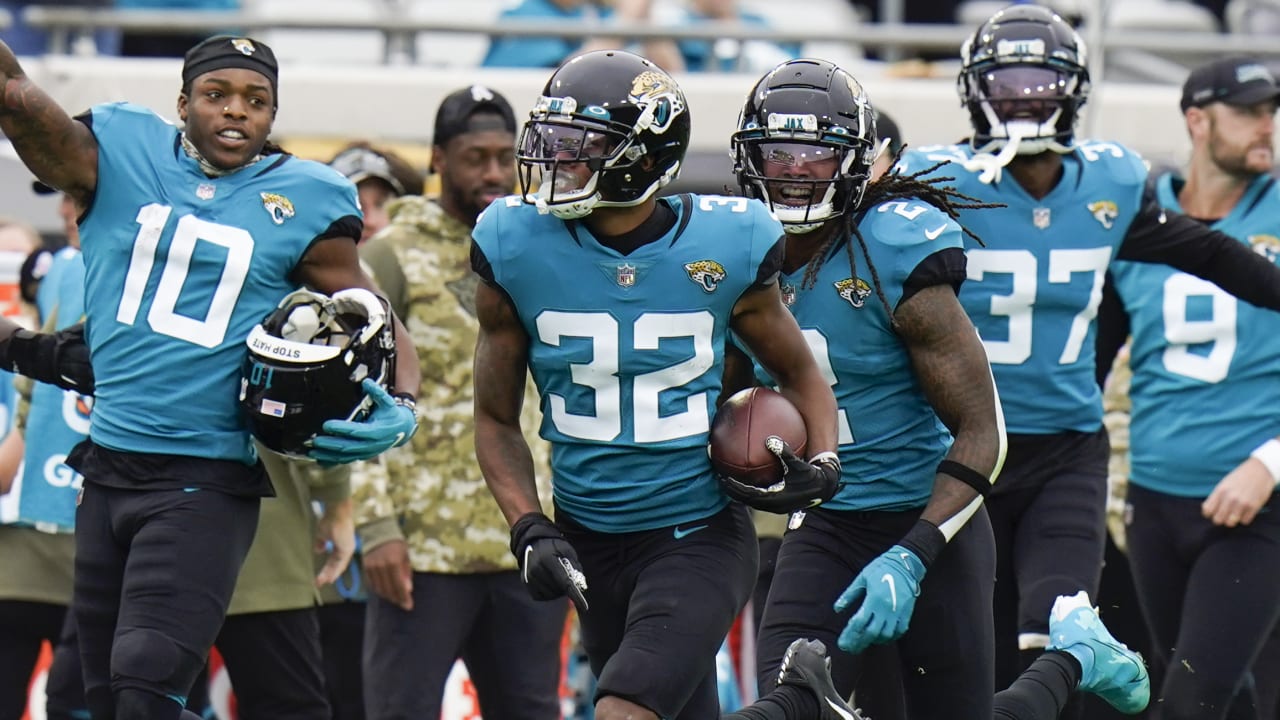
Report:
834,544,926,654
308,379,417,465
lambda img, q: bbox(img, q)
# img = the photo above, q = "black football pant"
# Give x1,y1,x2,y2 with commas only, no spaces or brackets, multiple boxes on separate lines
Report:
74,484,259,720
363,570,565,720
562,502,757,720
216,608,330,720
1127,484,1280,720
988,429,1108,705
757,504,996,720
318,602,365,720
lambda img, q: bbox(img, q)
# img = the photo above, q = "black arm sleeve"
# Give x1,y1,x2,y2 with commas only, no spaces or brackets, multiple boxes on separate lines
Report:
470,240,496,285
899,247,967,309
754,237,784,288
1094,271,1129,389
1116,185,1280,311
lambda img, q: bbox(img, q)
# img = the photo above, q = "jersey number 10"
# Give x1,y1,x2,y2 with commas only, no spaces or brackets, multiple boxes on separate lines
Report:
117,204,253,348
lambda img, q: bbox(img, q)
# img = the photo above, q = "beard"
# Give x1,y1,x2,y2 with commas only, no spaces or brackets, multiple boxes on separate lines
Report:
1208,122,1273,178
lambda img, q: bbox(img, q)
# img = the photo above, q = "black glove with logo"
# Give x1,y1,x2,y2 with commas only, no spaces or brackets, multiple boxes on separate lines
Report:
0,322,94,394
720,437,841,514
509,511,589,613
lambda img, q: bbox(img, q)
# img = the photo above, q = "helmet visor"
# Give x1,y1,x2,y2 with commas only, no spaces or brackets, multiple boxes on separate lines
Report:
519,121,625,166
751,142,842,180
977,65,1073,123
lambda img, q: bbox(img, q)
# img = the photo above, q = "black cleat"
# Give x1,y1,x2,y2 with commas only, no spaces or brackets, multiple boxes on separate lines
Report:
775,638,868,720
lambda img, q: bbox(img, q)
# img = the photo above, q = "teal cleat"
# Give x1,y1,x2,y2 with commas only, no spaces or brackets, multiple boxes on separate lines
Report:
1048,592,1151,714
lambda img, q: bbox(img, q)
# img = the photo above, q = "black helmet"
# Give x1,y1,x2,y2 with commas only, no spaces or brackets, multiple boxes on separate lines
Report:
958,4,1090,156
732,58,878,233
516,49,691,219
240,288,394,457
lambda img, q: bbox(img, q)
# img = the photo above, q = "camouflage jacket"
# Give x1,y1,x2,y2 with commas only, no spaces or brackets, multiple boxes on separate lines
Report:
354,196,551,574
1102,342,1132,552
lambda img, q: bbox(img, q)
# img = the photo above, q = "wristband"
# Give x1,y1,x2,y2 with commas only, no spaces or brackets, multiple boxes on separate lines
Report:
898,519,946,569
808,450,841,470
1250,439,1280,485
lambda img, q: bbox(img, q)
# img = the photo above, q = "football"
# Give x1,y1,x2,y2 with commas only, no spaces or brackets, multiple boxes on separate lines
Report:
710,387,808,489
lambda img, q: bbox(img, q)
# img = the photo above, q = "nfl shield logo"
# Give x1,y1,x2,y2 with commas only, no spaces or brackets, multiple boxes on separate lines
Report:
196,183,216,200
616,263,636,287
780,281,797,306
1033,207,1051,229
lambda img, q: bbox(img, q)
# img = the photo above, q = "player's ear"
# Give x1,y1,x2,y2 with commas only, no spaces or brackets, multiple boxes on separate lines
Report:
430,144,445,175
177,92,189,124
1185,106,1208,140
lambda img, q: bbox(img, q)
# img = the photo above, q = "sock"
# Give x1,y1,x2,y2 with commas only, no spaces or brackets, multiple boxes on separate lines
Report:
115,688,187,720
993,650,1082,720
723,684,819,720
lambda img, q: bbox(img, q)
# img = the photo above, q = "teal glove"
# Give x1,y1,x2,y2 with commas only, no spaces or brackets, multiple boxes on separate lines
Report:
308,379,417,465
835,544,926,654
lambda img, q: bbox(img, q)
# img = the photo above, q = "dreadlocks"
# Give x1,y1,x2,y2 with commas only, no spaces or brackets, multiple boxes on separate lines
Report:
799,145,1006,327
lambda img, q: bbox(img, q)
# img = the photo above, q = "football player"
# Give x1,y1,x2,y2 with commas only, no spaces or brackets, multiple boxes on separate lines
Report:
725,57,1149,720
1096,56,1280,718
725,56,1005,719
471,49,843,720
895,5,1280,701
0,34,419,720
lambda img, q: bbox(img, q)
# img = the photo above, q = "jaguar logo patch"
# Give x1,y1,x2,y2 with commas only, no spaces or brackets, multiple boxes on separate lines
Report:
261,192,295,225
684,260,726,293
834,277,872,309
1088,200,1118,230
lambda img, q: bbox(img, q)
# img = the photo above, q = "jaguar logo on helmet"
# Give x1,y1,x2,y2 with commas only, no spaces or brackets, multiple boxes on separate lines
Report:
261,192,295,225
1088,200,1118,229
834,277,872,309
684,260,726,293
231,38,257,56
239,288,395,458
629,70,685,135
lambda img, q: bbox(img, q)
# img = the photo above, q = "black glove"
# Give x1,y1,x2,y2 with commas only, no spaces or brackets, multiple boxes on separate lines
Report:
509,512,589,613
719,437,841,514
0,323,94,394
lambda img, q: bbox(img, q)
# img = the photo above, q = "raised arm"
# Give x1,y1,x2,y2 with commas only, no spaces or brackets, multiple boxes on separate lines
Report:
0,42,98,209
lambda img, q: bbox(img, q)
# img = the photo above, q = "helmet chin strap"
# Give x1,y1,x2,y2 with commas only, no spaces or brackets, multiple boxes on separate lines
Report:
964,125,1026,185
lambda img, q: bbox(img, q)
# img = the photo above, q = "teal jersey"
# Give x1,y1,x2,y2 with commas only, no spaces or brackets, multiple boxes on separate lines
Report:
899,142,1148,434
760,201,961,511
473,194,782,532
18,253,89,531
78,103,360,463
1112,173,1280,497
35,247,82,325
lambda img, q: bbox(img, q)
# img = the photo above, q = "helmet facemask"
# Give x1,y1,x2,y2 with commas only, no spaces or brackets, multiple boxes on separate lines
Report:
515,52,691,220
517,110,636,220
957,6,1091,182
735,137,867,233
962,61,1089,157
731,59,877,235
